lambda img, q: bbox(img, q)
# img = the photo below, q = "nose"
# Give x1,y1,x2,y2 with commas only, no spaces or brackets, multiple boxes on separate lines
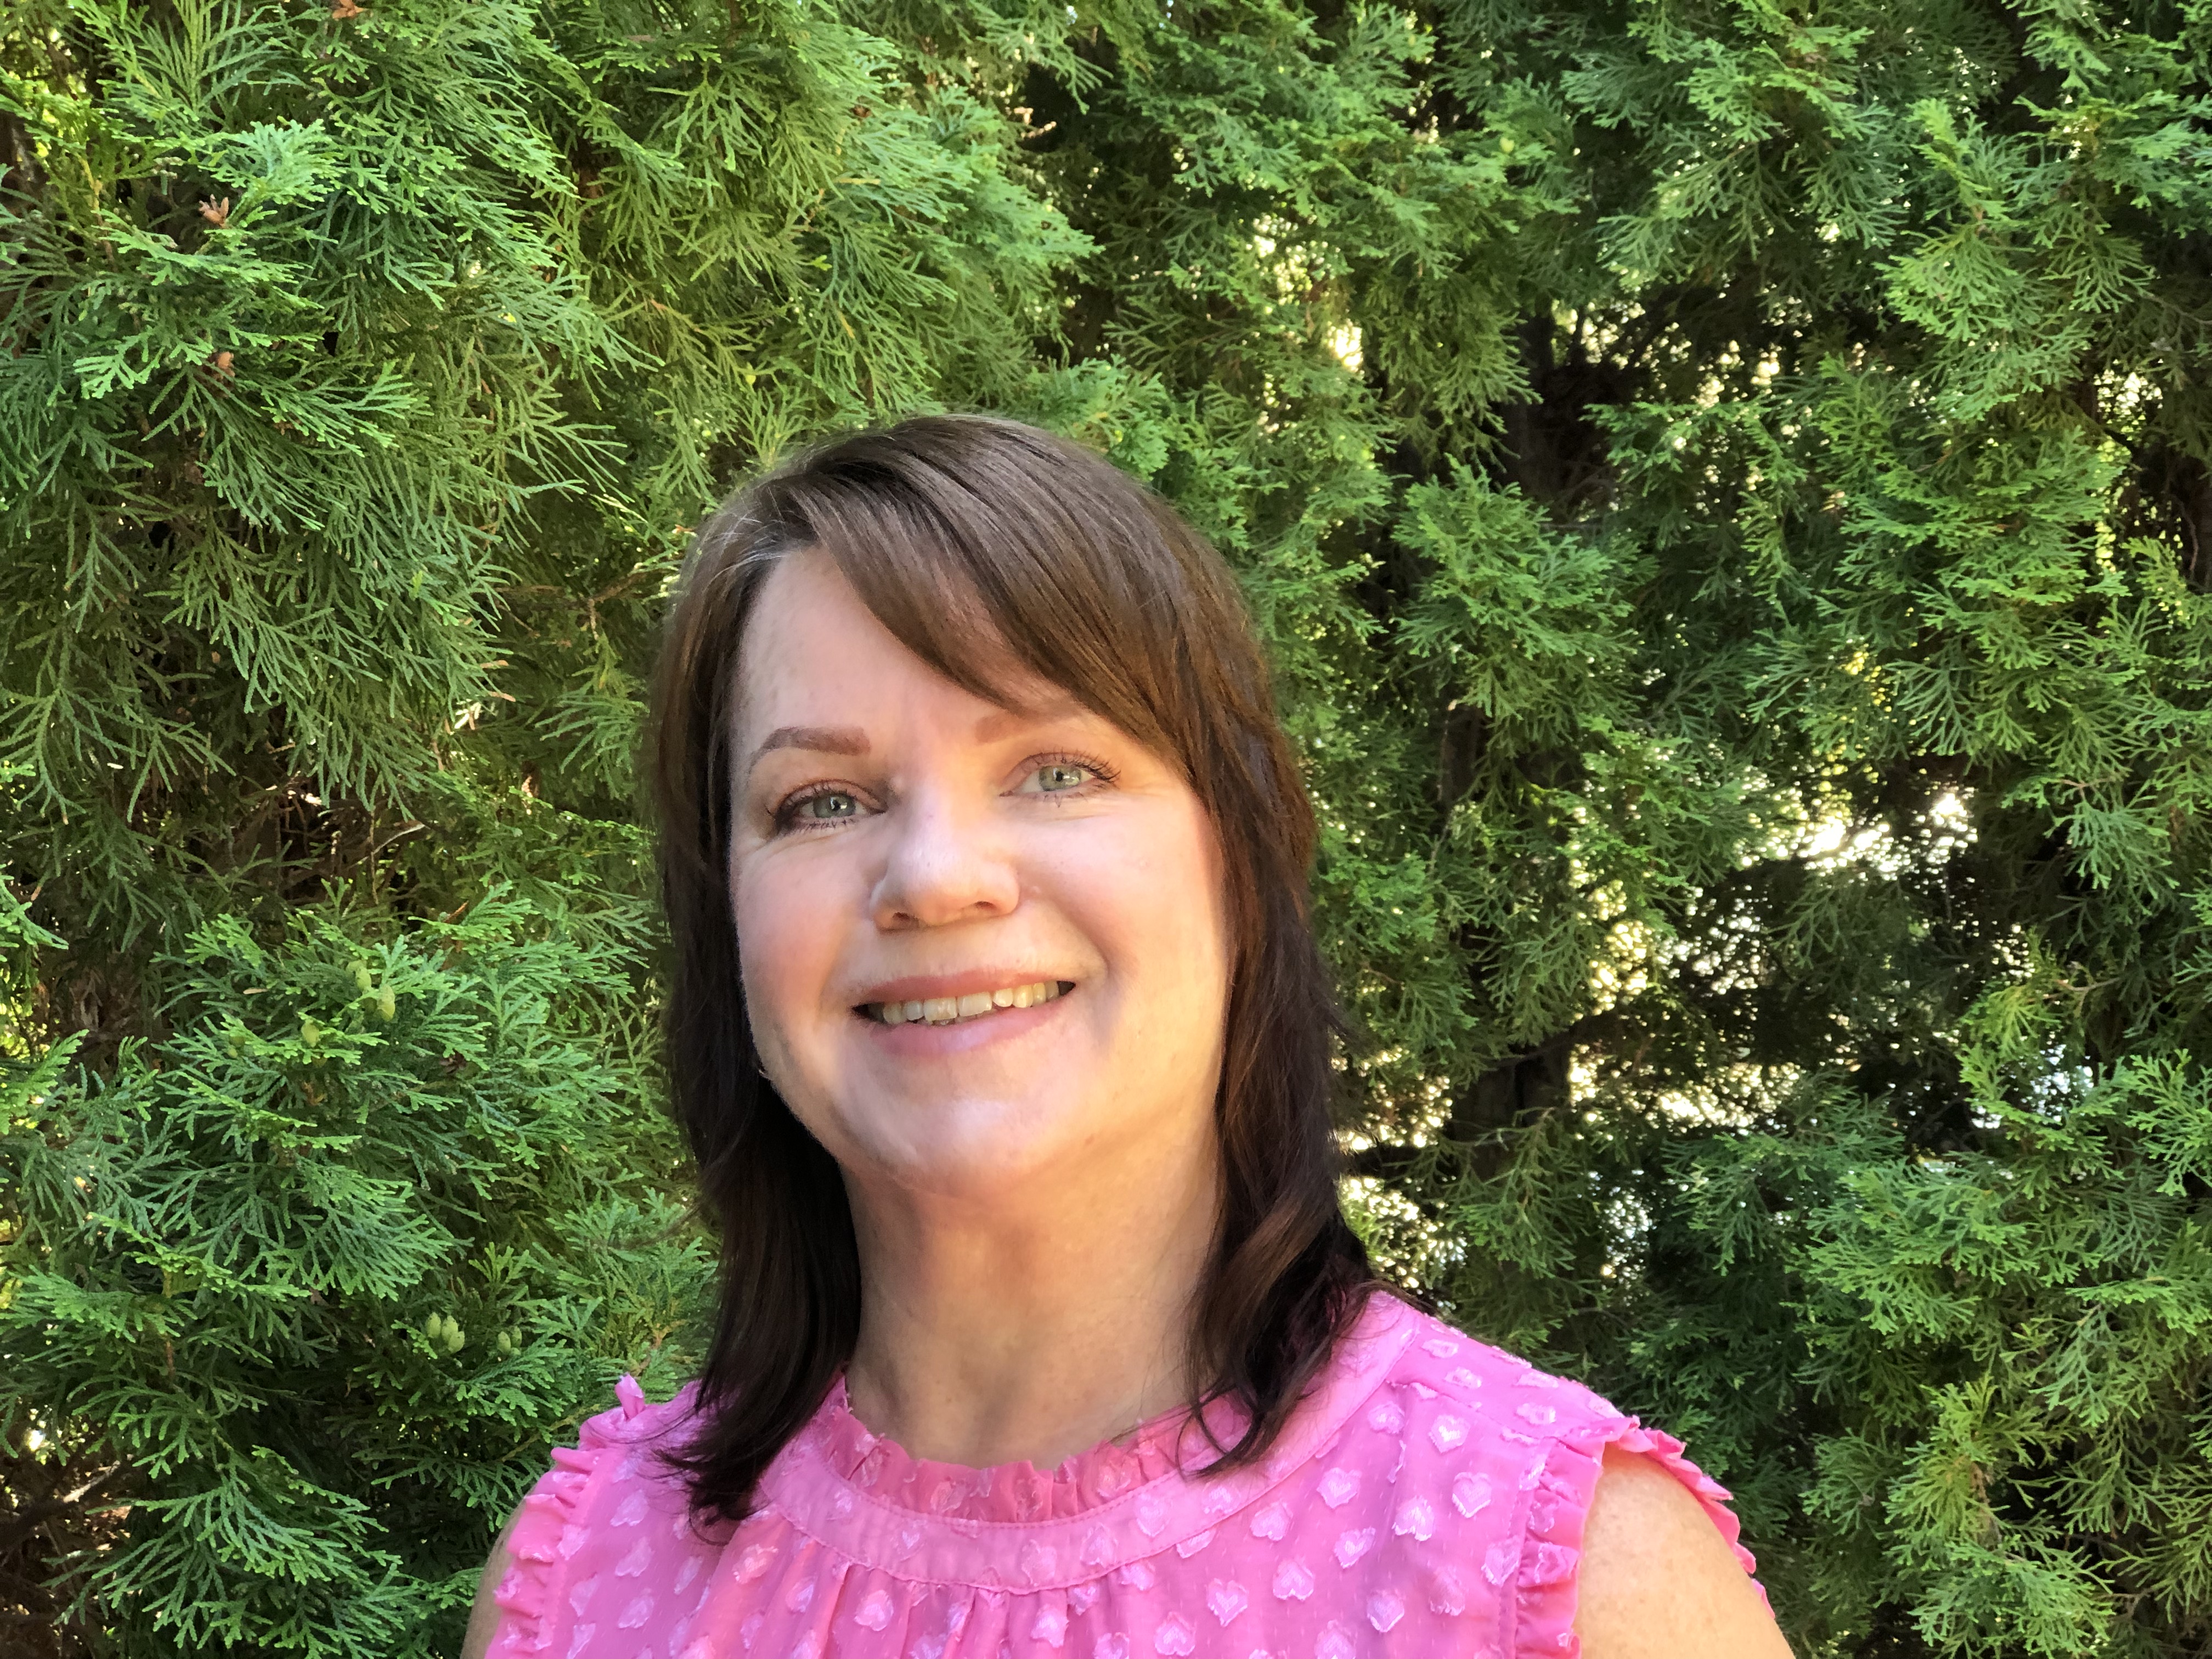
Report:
868,787,1020,930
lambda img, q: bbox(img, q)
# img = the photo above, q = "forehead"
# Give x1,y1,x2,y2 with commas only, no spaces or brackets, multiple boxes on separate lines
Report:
732,549,1071,737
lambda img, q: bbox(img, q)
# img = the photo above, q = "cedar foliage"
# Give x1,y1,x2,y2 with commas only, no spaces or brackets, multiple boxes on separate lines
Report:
2,0,2209,1654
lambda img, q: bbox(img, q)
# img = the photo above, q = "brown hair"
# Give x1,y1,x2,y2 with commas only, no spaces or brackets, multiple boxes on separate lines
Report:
650,414,1373,1520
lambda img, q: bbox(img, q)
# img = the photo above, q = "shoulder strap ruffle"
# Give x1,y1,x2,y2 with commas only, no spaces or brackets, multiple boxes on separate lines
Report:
1509,1418,1768,1658
490,1375,651,1656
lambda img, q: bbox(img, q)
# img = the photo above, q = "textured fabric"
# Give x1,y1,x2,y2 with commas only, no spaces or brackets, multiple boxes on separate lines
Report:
493,1293,1767,1658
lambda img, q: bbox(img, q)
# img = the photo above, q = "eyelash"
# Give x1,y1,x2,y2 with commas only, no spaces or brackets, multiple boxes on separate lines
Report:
1026,750,1120,793
769,751,1119,834
771,781,873,833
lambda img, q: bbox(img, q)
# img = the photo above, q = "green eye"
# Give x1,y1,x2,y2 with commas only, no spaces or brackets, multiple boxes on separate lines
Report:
1036,763,1090,792
797,791,859,820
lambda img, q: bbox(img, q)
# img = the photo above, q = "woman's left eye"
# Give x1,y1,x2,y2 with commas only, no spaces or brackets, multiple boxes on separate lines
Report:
1017,761,1098,794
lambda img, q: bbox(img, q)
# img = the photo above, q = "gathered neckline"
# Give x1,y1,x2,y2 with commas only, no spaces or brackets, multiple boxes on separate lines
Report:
756,1291,1420,1589
815,1373,1251,1526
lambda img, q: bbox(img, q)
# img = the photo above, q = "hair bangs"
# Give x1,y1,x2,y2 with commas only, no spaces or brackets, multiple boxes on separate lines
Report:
768,431,1190,769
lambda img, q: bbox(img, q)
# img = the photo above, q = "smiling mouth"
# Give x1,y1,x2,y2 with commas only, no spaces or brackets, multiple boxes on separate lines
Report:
861,980,1075,1026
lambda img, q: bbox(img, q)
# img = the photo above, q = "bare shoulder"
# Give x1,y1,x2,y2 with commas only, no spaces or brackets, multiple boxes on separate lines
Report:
459,1507,520,1659
1573,1445,1794,1659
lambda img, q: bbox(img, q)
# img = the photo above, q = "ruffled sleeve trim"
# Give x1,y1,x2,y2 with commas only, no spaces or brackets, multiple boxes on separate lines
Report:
1509,1418,1770,1658
490,1375,651,1656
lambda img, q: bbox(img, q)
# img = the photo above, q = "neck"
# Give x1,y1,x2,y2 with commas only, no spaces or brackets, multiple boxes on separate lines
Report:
839,1117,1219,1472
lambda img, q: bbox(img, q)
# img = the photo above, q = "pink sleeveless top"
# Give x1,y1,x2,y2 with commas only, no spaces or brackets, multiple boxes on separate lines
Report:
493,1294,1765,1659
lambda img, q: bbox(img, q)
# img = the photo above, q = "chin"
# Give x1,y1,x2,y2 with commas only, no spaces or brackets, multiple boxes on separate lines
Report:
844,1094,1091,1199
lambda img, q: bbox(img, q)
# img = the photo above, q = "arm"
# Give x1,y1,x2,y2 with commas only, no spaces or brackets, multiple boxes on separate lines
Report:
459,1508,521,1659
1573,1446,1793,1659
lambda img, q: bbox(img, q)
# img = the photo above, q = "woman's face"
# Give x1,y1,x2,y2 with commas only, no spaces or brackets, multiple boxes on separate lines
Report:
728,550,1232,1203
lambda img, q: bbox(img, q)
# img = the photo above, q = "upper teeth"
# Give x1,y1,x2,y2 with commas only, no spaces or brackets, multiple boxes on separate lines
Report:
871,982,1066,1025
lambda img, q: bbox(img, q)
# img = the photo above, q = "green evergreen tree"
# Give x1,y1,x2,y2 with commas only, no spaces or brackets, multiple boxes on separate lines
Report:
2,0,1080,1650
4,0,2209,1654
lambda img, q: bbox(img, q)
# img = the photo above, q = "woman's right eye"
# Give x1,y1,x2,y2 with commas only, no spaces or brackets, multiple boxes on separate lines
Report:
789,791,861,824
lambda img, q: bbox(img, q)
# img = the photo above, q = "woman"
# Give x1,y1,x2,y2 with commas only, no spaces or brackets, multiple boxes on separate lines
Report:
463,416,1791,1659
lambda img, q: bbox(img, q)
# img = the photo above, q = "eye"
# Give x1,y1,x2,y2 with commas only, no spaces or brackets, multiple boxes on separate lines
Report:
777,787,868,830
1013,757,1109,795
798,791,860,820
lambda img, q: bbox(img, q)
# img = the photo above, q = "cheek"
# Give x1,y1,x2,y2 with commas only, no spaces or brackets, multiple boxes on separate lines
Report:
731,854,844,1060
1069,804,1232,1011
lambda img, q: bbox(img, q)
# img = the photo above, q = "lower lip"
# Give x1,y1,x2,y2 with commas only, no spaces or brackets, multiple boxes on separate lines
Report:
857,990,1073,1057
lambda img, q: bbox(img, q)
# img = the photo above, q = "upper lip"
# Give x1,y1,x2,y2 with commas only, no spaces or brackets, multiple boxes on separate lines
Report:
851,972,1071,1007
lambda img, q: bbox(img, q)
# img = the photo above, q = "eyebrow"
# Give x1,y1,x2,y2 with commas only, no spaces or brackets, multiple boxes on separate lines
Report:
746,725,870,778
972,697,1084,742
